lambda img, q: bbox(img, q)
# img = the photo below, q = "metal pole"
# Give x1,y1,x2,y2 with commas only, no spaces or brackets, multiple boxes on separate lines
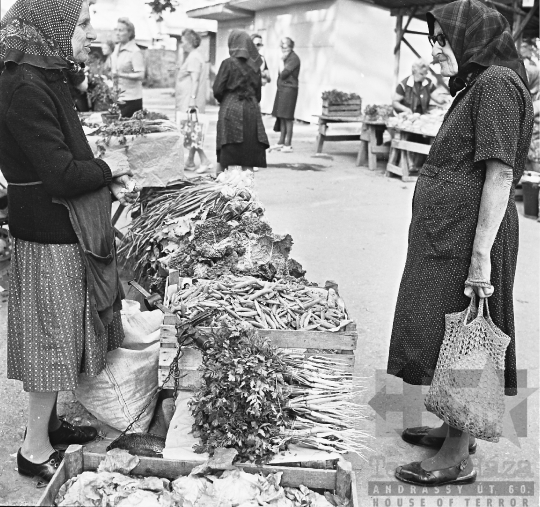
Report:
512,0,524,47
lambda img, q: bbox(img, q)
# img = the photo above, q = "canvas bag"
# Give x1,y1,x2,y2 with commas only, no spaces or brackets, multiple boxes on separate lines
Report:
424,295,510,442
74,300,162,432
180,107,206,150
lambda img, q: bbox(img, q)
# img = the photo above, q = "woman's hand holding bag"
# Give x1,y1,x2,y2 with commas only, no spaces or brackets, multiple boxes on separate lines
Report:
465,253,494,298
424,294,510,442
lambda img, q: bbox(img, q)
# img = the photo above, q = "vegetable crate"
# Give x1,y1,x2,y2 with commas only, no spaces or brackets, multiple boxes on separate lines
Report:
159,272,359,392
322,99,362,117
38,445,359,506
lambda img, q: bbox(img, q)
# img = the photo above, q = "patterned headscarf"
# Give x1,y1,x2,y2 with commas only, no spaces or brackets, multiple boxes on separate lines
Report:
0,0,84,71
228,29,262,72
427,0,529,96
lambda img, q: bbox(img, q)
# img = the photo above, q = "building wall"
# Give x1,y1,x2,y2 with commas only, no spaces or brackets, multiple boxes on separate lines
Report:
211,0,431,123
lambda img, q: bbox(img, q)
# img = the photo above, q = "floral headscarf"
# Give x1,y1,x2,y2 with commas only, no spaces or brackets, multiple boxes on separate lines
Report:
0,0,83,71
427,0,529,96
228,29,262,73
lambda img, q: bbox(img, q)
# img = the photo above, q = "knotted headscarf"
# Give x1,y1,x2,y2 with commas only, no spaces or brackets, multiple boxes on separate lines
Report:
427,0,529,96
0,0,83,71
228,29,262,72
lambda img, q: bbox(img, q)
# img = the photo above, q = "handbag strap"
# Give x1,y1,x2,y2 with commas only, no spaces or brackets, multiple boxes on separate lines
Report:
464,294,491,325
186,106,199,123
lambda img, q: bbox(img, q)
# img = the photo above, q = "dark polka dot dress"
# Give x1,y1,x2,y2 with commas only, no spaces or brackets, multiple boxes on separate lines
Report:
387,66,534,396
7,239,124,392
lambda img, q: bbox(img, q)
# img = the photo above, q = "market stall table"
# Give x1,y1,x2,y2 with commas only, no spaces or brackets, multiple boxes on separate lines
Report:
356,120,390,170
386,127,436,182
314,114,363,154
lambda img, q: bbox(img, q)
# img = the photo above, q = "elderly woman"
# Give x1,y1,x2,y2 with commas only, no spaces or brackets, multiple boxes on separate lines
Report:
111,17,144,118
393,59,438,115
0,0,137,482
213,30,269,173
270,37,300,153
176,28,211,173
387,0,533,486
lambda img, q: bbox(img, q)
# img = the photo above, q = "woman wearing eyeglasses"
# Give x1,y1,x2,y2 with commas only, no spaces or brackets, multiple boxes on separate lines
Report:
387,0,533,487
251,34,271,86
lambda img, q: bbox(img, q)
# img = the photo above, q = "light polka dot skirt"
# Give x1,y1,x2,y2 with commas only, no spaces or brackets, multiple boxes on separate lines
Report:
7,239,124,392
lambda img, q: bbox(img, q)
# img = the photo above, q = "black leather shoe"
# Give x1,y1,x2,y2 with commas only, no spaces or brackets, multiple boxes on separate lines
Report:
48,418,98,449
17,449,63,482
402,426,477,454
395,458,477,486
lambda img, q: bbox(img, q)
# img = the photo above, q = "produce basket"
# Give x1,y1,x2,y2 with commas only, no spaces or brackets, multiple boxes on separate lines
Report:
321,90,362,117
38,445,359,506
159,271,359,392
322,99,362,117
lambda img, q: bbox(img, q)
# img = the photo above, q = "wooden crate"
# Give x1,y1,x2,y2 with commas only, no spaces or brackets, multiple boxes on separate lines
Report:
322,99,362,117
159,272,359,391
39,445,359,506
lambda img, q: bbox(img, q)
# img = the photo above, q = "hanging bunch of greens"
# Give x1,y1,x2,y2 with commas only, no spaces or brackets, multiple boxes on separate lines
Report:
190,325,290,464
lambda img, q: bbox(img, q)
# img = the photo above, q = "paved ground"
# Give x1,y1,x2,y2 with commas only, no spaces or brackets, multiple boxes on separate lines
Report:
0,88,538,505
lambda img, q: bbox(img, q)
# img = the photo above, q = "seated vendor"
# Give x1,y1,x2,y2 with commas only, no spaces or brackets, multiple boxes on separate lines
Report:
393,59,437,115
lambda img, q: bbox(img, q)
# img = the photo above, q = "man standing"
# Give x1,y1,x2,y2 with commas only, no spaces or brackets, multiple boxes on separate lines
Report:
251,33,271,85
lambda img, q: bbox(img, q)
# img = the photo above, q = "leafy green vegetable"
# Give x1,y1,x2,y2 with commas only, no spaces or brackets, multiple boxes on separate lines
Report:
321,90,361,104
190,325,290,464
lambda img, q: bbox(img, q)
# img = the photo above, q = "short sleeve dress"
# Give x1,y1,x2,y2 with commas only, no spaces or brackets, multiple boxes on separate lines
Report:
387,66,534,396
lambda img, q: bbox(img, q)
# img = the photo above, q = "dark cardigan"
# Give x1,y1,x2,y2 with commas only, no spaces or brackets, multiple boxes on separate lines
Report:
0,62,112,244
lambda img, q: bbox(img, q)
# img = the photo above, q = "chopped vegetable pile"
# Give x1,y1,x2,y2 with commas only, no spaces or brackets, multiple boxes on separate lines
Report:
386,109,446,136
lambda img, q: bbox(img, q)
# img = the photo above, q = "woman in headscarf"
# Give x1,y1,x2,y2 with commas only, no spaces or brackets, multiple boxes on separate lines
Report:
387,0,533,486
213,30,269,173
0,0,137,482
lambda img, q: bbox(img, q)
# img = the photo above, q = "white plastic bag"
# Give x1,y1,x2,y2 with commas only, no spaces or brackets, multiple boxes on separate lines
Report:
74,300,163,432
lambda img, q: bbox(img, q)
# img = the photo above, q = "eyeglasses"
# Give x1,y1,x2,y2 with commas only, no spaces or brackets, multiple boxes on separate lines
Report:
255,43,263,48
428,33,447,47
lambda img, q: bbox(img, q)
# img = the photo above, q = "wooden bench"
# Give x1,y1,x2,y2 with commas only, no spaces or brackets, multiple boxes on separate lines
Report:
356,120,390,170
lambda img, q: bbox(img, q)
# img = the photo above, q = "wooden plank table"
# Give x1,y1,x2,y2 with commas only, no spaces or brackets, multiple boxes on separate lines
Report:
314,114,363,154
386,127,436,182
356,120,390,170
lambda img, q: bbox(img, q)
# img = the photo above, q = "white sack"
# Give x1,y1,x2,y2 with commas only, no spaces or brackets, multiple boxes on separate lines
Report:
74,300,163,432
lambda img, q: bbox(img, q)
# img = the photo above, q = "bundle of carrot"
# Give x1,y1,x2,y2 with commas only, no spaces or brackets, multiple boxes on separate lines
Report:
169,276,353,332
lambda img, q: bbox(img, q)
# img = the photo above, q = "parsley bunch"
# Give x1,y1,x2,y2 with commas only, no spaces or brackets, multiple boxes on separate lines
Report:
190,326,290,464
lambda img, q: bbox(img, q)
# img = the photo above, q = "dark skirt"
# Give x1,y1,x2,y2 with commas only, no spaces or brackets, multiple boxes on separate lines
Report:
387,175,518,395
7,239,124,392
217,101,267,168
272,86,298,120
120,99,143,118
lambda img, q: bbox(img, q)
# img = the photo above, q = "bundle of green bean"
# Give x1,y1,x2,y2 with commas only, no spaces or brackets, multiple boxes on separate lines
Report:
170,276,352,332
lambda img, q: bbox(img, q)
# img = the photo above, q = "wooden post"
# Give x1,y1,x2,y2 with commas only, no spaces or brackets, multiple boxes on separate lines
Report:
512,0,524,47
394,14,403,91
64,444,84,479
336,458,353,498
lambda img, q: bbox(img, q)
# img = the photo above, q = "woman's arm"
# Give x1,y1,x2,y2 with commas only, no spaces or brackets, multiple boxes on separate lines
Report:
213,60,230,103
279,53,300,80
116,51,145,81
7,84,112,197
392,92,412,114
465,159,513,298
188,70,201,107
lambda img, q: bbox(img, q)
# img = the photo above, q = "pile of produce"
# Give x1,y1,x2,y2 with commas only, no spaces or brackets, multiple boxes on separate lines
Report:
363,104,393,122
55,449,350,506
190,325,369,464
321,90,361,104
386,109,446,136
119,170,306,290
169,277,350,332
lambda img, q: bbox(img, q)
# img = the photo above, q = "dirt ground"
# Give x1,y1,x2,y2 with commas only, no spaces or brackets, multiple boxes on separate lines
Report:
0,88,538,506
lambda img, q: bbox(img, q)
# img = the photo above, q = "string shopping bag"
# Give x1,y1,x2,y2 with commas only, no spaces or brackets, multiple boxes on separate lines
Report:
424,295,510,442
179,107,206,150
